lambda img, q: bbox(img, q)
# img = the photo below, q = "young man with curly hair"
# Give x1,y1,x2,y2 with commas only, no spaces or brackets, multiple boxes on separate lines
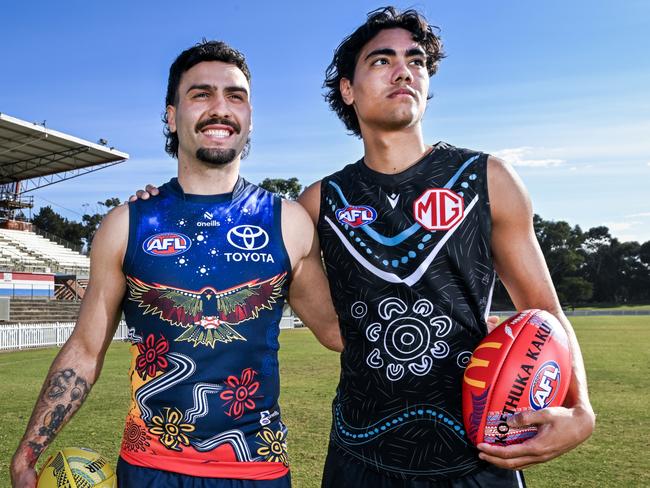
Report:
297,6,595,487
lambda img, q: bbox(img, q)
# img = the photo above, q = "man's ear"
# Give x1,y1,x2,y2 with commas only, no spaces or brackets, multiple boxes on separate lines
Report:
166,105,177,133
340,78,354,106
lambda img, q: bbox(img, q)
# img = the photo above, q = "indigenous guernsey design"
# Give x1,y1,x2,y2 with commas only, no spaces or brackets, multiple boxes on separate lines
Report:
120,178,291,480
318,143,495,480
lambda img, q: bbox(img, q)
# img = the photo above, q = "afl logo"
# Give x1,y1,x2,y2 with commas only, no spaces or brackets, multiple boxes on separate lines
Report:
335,205,377,228
530,360,561,410
143,232,191,256
227,225,269,250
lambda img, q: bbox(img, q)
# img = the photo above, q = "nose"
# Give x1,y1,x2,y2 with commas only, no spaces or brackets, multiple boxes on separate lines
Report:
392,59,412,85
207,93,232,118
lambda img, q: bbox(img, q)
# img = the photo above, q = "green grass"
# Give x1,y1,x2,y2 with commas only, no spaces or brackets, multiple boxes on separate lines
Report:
572,304,650,311
1,318,649,487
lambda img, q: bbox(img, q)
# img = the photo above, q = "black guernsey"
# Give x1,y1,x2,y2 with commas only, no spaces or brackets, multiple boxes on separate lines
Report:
317,143,496,480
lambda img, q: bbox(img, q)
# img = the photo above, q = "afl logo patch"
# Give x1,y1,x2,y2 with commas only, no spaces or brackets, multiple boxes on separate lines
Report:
227,225,269,251
143,232,192,256
530,360,561,410
335,205,377,227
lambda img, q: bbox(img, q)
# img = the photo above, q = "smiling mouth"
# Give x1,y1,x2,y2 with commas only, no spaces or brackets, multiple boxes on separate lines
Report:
196,117,240,140
202,129,232,139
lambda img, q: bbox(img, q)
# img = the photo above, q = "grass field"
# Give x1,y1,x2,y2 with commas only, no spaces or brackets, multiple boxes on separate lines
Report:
1,316,649,487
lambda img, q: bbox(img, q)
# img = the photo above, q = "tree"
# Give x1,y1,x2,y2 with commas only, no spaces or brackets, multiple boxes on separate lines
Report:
533,215,592,305
32,206,84,248
556,277,593,308
580,228,648,304
258,177,302,200
31,199,122,254
82,198,122,252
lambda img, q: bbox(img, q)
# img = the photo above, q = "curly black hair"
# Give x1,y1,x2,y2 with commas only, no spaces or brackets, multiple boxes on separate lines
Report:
163,40,251,158
324,6,445,138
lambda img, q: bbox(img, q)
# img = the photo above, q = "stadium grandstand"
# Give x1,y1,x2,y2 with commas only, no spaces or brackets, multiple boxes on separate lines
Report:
0,112,128,325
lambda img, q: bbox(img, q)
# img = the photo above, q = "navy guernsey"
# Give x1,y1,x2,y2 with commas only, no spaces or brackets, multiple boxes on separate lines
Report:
119,177,292,480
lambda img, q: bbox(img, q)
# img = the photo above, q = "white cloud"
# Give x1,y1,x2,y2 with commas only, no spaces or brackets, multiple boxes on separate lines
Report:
625,212,650,219
603,221,642,233
493,147,565,167
603,220,647,242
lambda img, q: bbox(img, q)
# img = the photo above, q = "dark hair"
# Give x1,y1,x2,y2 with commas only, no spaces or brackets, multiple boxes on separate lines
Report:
324,6,445,137
163,40,251,158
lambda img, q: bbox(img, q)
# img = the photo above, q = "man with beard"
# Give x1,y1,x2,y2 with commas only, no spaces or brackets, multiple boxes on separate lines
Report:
297,6,595,487
10,41,341,488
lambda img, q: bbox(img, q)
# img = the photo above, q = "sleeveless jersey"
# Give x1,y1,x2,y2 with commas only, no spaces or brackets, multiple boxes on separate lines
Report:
317,143,496,480
119,177,292,480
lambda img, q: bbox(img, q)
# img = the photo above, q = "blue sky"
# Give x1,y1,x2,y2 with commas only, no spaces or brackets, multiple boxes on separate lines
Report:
1,1,648,242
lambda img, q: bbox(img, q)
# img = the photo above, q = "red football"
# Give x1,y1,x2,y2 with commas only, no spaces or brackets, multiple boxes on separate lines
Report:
462,309,571,446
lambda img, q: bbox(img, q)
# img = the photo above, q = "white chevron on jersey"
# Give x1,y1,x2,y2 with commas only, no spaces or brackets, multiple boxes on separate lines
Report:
325,195,479,286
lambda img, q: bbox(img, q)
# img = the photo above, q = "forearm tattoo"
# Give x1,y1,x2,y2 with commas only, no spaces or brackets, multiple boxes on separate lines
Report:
22,368,92,465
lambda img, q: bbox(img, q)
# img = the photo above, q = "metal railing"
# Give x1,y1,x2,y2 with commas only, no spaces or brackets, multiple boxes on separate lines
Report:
32,225,84,254
0,320,129,351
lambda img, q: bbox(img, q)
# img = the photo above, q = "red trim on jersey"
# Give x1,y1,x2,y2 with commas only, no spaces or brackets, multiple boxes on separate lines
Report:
119,448,289,480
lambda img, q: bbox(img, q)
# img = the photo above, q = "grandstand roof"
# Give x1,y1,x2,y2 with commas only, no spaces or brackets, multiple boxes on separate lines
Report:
0,113,129,192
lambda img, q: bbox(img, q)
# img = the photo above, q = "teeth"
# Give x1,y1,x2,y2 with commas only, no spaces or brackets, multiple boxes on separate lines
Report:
203,129,231,138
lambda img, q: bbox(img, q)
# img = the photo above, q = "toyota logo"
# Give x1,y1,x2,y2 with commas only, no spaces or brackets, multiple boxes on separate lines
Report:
227,225,269,250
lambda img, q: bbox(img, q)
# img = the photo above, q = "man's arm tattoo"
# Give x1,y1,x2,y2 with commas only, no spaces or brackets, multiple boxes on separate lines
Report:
20,367,93,465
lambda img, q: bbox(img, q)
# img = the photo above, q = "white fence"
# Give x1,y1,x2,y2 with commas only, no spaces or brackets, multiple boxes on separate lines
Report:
0,318,303,352
0,320,129,351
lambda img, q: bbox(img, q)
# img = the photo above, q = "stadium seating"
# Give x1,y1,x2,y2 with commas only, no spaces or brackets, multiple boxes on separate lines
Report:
3,297,82,322
0,229,89,275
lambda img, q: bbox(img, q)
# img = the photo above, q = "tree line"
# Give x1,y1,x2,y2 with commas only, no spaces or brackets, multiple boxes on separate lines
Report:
29,177,649,307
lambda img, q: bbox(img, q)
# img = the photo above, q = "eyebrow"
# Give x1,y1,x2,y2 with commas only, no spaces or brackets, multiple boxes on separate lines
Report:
185,84,249,96
364,47,427,61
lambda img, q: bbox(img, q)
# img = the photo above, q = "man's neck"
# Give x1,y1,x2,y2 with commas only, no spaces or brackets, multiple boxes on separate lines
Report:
361,125,430,175
176,156,241,195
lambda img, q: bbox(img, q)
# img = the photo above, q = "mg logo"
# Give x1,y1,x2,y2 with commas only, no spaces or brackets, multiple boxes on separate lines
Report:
413,188,464,230
227,225,269,251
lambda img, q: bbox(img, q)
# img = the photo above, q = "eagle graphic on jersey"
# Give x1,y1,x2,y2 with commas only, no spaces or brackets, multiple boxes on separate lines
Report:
127,272,287,347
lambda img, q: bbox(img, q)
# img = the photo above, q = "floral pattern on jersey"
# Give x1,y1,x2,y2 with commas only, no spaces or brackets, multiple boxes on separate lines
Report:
220,367,261,419
149,407,195,451
135,333,169,380
121,417,151,453
256,427,288,466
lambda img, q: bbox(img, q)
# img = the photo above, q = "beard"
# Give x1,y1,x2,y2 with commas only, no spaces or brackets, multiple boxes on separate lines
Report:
195,147,237,166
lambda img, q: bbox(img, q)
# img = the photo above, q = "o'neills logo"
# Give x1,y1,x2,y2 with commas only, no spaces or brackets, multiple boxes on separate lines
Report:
143,233,191,256
197,211,218,227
